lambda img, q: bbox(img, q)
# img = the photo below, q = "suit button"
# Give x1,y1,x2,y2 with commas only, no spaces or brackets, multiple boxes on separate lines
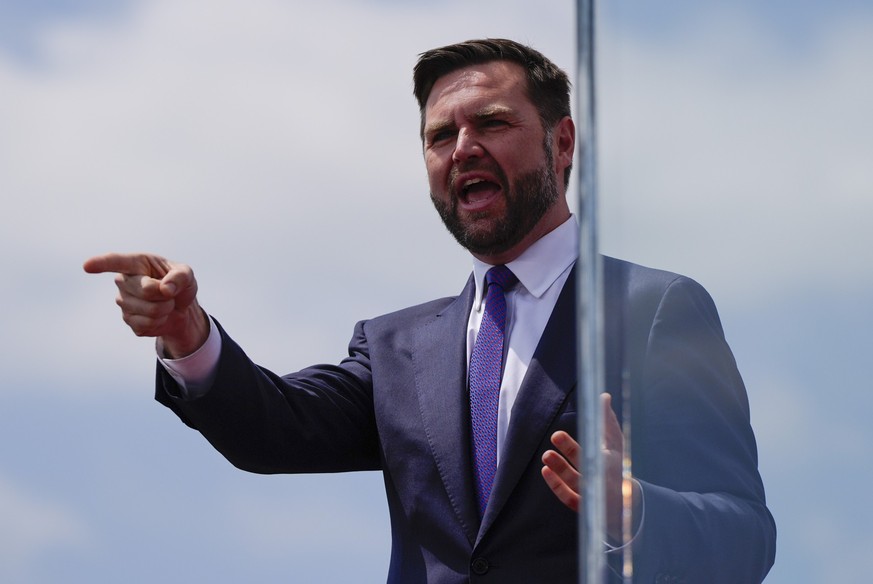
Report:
471,557,490,575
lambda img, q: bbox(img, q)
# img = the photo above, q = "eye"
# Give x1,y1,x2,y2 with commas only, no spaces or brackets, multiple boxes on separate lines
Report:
427,128,456,147
481,118,511,132
433,130,453,141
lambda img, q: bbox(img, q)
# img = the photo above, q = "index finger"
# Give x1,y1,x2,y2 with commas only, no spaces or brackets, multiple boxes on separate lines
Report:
549,430,580,467
83,252,170,277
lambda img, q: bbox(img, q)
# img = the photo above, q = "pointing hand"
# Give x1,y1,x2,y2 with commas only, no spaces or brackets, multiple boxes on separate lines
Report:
83,252,209,358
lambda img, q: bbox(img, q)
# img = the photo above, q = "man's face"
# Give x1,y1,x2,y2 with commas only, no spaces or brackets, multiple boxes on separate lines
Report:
422,61,569,264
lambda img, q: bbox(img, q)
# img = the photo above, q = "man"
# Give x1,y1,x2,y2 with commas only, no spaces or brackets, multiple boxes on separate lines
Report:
85,39,775,583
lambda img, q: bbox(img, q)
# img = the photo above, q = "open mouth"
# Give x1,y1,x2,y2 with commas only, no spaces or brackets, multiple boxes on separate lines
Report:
459,177,502,210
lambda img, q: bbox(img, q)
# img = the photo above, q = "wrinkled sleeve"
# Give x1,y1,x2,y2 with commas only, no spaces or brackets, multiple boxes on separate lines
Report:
155,318,381,474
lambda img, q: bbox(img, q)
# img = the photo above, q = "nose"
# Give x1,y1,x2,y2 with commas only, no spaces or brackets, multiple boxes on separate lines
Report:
452,127,483,163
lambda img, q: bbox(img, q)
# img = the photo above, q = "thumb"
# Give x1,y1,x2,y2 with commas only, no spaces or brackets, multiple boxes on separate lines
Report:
601,393,624,452
160,264,198,307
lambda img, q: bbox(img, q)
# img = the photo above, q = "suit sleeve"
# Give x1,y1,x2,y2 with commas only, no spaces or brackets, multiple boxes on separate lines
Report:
155,319,381,474
630,276,776,583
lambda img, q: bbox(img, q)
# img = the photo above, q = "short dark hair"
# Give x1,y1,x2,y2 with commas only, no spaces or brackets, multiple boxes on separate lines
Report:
413,38,573,187
413,38,571,133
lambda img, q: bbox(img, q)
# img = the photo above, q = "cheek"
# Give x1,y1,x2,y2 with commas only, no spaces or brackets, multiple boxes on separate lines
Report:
424,155,450,193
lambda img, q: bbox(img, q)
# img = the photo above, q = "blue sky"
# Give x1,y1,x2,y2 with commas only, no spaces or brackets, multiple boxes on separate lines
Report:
1,0,871,582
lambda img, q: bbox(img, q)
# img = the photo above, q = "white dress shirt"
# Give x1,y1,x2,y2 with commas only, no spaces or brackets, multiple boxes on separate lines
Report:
466,216,577,463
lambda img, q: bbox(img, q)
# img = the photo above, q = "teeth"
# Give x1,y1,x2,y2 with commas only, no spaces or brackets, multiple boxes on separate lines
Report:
462,178,487,196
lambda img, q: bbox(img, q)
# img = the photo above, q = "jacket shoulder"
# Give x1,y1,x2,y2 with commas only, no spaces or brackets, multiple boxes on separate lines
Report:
604,255,690,293
364,274,475,331
603,255,717,318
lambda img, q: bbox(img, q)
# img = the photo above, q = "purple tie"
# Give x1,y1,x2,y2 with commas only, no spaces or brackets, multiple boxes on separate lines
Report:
469,265,517,517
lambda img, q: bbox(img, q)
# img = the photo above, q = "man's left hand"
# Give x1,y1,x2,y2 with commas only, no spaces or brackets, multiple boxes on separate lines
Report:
541,393,641,542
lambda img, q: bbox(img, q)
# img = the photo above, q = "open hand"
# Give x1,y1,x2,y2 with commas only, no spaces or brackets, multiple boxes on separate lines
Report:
541,393,640,541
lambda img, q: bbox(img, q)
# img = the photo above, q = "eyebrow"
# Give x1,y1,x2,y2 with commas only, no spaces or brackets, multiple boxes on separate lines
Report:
423,119,455,140
472,104,514,121
424,105,516,139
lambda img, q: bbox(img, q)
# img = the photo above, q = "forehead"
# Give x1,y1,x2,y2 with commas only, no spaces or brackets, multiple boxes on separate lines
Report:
424,61,533,123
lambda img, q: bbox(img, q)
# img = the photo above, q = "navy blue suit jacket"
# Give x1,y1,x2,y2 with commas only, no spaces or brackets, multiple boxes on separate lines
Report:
156,257,776,583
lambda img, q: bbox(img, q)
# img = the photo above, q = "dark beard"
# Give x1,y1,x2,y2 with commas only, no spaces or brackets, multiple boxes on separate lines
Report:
431,146,559,258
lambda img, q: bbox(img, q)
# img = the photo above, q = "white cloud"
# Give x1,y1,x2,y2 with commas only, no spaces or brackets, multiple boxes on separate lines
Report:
597,9,873,305
0,0,578,389
1,1,870,388
0,476,93,582
0,2,871,583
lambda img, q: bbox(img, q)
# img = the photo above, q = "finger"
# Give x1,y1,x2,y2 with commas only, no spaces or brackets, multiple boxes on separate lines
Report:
550,430,581,468
541,464,580,512
116,290,176,322
83,252,170,277
84,252,148,275
601,393,624,453
160,264,198,308
542,448,580,491
115,284,176,337
122,310,172,338
114,273,168,302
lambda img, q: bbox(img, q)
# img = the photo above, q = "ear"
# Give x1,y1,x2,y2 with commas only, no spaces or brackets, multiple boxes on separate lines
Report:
552,116,575,177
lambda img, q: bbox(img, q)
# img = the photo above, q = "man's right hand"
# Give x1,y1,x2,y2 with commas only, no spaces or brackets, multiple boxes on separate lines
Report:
83,253,209,359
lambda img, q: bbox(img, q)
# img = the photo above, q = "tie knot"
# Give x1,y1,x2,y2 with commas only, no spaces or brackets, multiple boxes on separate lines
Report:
485,265,517,291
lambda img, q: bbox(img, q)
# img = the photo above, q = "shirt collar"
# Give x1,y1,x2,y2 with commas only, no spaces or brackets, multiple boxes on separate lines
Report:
472,215,578,309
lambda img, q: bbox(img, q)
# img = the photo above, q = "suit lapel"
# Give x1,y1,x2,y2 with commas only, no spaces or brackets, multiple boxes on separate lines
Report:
412,276,480,545
478,268,577,541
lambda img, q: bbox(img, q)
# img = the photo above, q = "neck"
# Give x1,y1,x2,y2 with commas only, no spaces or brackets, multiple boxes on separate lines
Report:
473,202,571,265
